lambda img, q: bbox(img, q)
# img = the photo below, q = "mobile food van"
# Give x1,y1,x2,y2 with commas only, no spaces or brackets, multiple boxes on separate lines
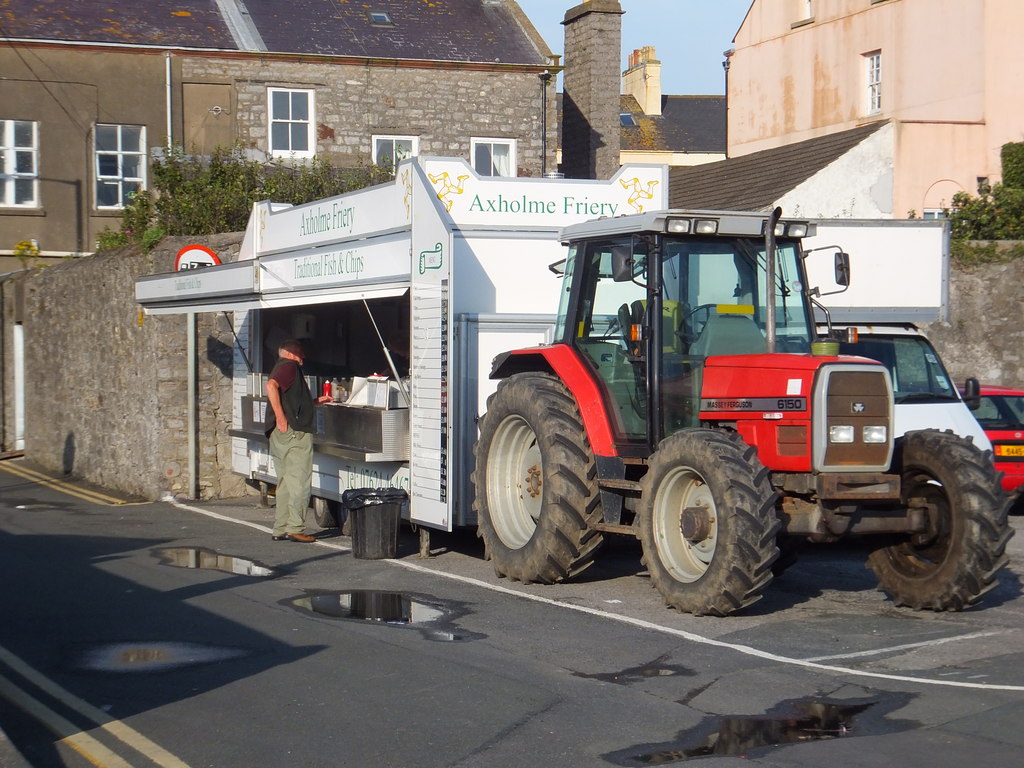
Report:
136,157,667,533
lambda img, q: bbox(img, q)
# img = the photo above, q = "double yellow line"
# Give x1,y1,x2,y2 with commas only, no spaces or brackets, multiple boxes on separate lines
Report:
0,646,189,767
0,462,145,506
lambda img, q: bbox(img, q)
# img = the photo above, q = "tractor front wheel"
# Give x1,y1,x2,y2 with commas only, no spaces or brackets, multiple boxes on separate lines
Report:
638,429,780,616
868,430,1013,610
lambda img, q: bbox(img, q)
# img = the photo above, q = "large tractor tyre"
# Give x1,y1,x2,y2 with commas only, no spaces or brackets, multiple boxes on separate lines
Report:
472,373,604,584
868,430,1013,611
638,429,780,616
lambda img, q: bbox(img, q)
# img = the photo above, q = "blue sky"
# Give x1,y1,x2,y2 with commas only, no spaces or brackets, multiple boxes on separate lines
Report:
512,0,752,95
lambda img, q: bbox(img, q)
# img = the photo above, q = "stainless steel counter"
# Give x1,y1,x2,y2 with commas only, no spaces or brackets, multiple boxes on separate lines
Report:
234,396,410,462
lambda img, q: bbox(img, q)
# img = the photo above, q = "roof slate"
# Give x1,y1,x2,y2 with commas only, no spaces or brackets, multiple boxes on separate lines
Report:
668,122,887,211
620,95,726,154
248,0,546,63
0,0,238,49
0,0,548,64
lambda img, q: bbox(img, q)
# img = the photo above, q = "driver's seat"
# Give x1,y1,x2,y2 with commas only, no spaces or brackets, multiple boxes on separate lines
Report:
689,313,765,358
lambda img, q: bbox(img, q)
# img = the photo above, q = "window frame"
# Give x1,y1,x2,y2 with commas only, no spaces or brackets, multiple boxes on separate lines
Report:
268,87,316,159
94,123,146,211
372,135,418,168
471,137,517,177
865,50,882,115
0,119,39,208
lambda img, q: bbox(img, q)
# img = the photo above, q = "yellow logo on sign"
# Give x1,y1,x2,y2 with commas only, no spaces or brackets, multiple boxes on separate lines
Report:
428,172,471,211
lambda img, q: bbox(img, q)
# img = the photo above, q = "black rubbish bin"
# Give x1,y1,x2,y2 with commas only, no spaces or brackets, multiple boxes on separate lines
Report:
342,487,407,559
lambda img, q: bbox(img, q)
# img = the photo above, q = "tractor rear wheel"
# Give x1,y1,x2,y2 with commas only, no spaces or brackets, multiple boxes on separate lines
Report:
472,373,603,583
638,429,780,616
868,430,1013,610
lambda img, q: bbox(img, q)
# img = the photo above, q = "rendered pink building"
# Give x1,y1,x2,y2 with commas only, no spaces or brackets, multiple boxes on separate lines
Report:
726,0,1024,218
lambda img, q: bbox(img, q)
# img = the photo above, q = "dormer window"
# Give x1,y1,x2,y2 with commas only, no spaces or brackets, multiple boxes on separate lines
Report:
368,11,393,26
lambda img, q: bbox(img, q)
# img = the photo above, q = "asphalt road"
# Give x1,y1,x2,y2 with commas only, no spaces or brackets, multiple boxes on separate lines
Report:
1,460,1023,767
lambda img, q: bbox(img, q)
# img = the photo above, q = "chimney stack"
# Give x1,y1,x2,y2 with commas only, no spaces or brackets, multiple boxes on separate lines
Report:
560,0,624,180
623,46,662,117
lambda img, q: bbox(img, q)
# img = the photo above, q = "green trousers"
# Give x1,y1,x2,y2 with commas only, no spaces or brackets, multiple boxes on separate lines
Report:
269,428,313,535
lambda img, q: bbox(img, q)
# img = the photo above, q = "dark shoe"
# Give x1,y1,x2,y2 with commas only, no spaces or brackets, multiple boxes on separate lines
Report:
272,534,288,541
285,532,316,543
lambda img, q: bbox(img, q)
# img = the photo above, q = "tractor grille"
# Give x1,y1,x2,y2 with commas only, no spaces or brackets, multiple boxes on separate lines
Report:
813,365,893,472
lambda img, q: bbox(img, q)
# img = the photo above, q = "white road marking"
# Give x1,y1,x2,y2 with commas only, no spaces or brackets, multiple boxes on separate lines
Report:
801,631,1004,661
173,498,1024,692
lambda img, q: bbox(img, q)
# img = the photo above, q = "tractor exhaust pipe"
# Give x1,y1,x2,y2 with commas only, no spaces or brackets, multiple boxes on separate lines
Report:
765,206,782,354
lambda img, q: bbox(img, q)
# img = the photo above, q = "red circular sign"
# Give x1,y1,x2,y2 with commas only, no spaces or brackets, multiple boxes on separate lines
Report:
175,245,222,271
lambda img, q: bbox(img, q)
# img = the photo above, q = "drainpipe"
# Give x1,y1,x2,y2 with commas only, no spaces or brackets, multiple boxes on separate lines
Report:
722,48,733,157
165,51,173,147
539,70,552,177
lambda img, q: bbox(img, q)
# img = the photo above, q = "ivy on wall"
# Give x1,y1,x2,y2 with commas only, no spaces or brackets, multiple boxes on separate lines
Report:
98,145,393,252
1002,142,1024,190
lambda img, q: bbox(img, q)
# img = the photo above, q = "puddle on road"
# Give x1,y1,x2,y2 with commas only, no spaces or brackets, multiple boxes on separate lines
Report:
573,654,695,684
289,590,485,643
607,693,917,765
71,642,248,673
155,547,277,578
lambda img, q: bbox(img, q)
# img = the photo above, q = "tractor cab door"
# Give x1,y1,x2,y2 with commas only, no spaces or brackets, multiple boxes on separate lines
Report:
561,237,649,446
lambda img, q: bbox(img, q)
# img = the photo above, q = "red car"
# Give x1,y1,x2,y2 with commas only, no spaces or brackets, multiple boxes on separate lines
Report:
973,386,1024,498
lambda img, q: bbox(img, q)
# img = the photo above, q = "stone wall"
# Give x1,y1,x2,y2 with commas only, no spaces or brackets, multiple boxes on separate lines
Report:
1,234,246,500
920,258,1024,388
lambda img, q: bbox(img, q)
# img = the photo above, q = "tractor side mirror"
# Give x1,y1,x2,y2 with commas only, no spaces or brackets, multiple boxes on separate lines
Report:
834,251,851,287
611,245,633,282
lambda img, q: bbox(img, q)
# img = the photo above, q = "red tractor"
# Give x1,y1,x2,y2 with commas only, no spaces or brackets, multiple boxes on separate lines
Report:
472,209,1012,616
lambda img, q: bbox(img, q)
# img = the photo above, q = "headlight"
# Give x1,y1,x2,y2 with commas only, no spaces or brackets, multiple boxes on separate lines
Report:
694,219,718,234
829,425,855,443
863,425,888,444
787,223,809,238
666,218,691,233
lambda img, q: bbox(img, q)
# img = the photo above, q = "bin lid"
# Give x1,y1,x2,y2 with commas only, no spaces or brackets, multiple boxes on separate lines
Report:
342,487,408,508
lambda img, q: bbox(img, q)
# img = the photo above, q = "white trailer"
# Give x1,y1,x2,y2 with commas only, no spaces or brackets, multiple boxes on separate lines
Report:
136,157,667,530
801,218,990,449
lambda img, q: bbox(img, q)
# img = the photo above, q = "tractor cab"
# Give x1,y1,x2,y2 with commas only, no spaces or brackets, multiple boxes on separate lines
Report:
555,210,816,452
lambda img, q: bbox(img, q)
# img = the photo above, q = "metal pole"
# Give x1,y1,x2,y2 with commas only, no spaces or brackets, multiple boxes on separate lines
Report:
187,313,198,499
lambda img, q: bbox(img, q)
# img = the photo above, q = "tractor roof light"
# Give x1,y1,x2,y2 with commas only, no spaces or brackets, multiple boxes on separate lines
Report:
666,217,691,234
787,222,810,238
694,219,719,234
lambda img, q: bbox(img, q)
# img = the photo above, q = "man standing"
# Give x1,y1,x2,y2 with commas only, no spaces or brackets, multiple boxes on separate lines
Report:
265,339,329,542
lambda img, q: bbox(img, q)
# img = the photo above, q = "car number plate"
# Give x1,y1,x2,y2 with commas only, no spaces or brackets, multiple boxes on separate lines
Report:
996,444,1024,457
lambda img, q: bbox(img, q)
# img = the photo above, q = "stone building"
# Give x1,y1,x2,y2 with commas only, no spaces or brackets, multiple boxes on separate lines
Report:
0,0,558,267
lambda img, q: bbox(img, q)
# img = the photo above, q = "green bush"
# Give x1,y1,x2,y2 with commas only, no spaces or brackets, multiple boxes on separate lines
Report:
948,184,1024,241
953,239,1024,266
946,141,1024,260
1002,142,1024,189
97,145,393,251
